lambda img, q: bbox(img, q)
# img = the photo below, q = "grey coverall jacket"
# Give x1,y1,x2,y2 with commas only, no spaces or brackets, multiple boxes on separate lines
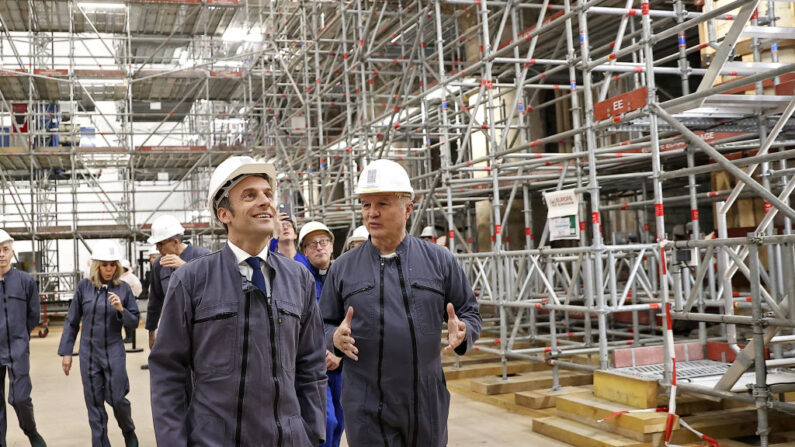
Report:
149,243,327,446
58,278,140,447
320,235,482,447
145,243,210,331
0,268,41,441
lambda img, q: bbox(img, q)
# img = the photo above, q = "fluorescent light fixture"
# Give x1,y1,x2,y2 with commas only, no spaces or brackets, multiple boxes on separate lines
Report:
78,2,126,10
79,79,126,86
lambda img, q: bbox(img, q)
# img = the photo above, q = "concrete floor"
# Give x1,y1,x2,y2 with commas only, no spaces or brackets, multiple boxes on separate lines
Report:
5,326,563,446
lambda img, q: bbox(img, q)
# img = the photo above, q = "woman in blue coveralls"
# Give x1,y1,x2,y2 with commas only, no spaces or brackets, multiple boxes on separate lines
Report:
298,221,344,447
58,242,140,447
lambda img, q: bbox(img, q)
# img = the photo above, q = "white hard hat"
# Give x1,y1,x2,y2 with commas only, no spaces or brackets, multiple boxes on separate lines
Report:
420,226,435,238
298,221,334,249
92,242,122,262
147,246,160,256
0,230,13,244
121,259,132,271
355,159,414,199
147,215,185,244
345,225,369,250
208,156,277,225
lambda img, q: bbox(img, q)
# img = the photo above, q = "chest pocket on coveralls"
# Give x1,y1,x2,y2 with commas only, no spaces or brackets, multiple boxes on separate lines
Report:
275,299,302,372
411,278,446,335
342,281,375,336
5,293,27,336
192,301,239,374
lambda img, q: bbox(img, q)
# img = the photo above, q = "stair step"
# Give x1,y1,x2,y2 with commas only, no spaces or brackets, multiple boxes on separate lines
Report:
533,416,648,447
555,393,675,442
593,370,659,408
470,370,593,395
514,386,591,409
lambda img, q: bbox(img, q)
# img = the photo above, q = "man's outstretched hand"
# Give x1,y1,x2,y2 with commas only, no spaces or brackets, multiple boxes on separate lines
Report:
444,303,467,352
333,307,358,361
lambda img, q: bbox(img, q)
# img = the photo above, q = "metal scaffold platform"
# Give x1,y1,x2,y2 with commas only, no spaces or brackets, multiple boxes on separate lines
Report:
1,0,795,443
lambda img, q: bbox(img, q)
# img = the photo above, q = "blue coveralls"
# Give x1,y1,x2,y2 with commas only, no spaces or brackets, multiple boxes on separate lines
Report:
0,268,41,443
321,235,482,447
149,243,327,446
300,259,344,447
145,243,210,332
58,279,140,447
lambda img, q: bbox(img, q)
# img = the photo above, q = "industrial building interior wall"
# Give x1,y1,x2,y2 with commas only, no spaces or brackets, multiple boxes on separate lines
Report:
1,0,795,437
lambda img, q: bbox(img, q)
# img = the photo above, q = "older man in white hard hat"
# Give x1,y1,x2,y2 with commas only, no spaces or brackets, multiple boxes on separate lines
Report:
419,225,436,242
145,215,209,349
344,225,369,252
320,159,482,447
298,221,344,447
149,156,327,446
0,230,47,447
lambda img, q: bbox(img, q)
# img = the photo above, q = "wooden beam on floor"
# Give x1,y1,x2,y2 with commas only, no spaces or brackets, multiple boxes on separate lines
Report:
470,370,593,395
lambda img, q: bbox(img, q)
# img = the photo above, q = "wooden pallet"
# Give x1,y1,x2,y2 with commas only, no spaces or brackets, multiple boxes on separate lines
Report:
444,360,547,380
515,386,592,409
470,370,593,395
533,416,649,447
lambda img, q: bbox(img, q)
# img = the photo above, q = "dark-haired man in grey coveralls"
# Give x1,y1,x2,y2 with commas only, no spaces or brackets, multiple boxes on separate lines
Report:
150,156,327,446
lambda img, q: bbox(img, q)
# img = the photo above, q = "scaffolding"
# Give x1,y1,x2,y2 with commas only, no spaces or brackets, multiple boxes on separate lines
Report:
1,0,795,443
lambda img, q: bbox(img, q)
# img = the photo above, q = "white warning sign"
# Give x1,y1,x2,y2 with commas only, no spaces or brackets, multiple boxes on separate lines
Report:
544,189,580,241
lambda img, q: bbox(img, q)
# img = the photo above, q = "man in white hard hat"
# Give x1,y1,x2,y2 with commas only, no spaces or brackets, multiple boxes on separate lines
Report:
0,230,47,447
149,156,327,446
344,225,369,252
320,159,482,447
298,222,344,447
419,225,436,242
145,215,210,349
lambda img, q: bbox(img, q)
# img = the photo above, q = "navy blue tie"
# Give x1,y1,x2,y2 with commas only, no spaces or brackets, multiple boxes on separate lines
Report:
245,257,267,295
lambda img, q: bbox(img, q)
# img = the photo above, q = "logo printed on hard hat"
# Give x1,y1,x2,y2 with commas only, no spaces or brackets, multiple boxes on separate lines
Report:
366,168,377,185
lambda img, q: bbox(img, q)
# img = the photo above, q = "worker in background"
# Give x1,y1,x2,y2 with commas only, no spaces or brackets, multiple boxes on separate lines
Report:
269,212,309,265
149,156,327,445
0,230,47,447
298,221,344,447
58,242,140,447
120,260,142,298
119,260,142,343
145,215,209,349
420,225,436,243
140,246,159,302
344,225,369,252
321,159,482,447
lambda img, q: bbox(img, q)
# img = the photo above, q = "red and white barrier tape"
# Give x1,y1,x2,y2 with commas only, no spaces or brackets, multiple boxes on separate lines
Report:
665,419,720,447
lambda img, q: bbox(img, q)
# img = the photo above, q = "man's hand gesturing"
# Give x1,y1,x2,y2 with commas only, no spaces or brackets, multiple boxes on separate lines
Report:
333,307,358,361
444,303,467,352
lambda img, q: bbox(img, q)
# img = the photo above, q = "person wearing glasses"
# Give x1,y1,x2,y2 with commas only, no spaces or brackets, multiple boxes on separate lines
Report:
298,222,344,447
145,215,210,349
